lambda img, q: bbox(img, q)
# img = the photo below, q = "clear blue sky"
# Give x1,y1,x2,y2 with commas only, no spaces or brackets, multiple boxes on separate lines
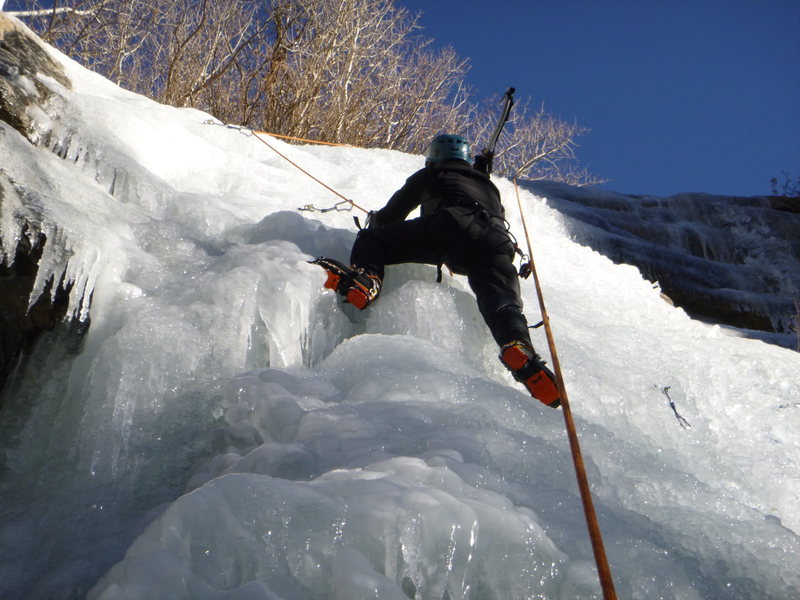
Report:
400,0,800,197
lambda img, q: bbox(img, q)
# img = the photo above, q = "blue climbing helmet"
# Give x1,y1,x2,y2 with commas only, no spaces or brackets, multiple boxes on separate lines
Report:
425,134,471,165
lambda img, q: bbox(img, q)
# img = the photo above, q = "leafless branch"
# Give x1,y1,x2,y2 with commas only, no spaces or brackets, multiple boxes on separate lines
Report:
11,0,602,186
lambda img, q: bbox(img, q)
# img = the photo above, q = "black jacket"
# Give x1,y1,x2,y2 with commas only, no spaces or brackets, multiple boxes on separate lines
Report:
372,159,505,227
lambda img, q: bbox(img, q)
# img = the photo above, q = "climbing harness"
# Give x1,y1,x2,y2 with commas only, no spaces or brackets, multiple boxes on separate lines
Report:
513,177,618,600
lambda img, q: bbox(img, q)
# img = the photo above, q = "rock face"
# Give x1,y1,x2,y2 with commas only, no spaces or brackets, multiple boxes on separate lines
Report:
526,181,800,346
0,13,71,140
0,229,73,394
0,14,78,400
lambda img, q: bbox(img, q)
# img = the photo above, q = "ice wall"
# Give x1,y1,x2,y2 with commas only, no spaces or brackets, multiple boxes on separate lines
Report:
0,15,799,600
527,181,800,344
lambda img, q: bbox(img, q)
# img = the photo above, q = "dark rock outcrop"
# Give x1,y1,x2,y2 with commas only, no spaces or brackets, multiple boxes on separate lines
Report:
0,14,82,402
0,13,71,140
527,181,800,346
0,227,74,395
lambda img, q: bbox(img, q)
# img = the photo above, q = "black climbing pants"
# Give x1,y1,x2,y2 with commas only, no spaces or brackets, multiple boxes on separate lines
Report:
350,206,532,348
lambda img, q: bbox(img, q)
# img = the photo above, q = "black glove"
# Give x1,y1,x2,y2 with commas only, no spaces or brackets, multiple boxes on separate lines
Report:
365,210,381,229
473,150,494,174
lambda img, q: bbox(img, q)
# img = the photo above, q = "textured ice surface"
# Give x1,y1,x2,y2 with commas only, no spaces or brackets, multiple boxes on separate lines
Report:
1,18,799,600
527,180,800,340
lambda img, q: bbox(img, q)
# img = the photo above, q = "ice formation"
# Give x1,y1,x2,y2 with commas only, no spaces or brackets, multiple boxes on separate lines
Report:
0,15,798,600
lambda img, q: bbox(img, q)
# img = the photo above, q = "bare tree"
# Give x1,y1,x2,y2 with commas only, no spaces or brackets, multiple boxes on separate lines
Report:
468,96,604,186
10,0,602,186
249,0,475,151
8,0,270,100
770,171,800,198
8,0,154,85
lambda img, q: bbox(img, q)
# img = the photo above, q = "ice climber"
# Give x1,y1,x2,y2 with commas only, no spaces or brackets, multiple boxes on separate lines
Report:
312,134,561,408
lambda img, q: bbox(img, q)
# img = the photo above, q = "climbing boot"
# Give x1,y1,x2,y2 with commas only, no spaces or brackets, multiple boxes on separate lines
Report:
310,257,382,310
499,340,561,408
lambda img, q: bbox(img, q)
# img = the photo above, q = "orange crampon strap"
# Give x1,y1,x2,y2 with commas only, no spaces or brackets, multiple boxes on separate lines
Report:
500,342,561,407
322,270,341,291
501,343,530,371
523,371,561,407
346,286,370,309
310,257,381,310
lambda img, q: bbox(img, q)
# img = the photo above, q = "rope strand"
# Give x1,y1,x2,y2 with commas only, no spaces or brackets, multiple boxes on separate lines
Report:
253,131,352,147
250,131,369,214
513,178,618,600
205,120,368,214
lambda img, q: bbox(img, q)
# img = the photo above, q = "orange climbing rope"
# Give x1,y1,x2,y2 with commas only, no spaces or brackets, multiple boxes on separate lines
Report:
249,130,369,214
207,121,368,214
252,131,353,147
513,177,618,600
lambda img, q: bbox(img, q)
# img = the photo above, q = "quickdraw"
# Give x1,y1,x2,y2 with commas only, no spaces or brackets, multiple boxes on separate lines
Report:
298,200,354,213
